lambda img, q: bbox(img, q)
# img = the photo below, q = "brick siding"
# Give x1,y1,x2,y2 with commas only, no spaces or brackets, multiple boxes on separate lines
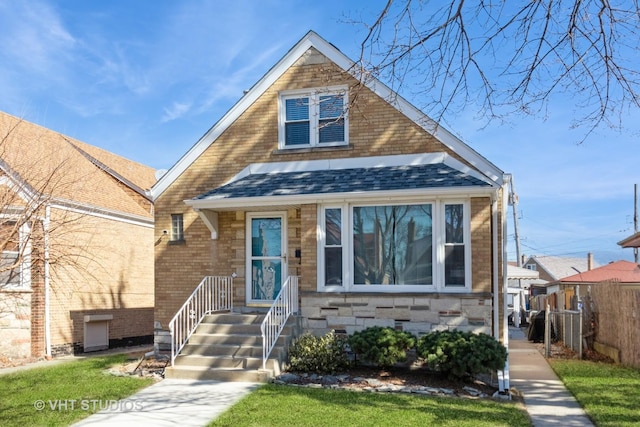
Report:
154,48,505,340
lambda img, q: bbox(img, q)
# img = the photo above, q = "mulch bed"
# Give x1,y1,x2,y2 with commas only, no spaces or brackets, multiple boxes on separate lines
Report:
280,364,501,398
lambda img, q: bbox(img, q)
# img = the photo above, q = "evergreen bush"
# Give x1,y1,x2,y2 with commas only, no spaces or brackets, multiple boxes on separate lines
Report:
348,326,416,368
416,330,507,380
287,331,349,373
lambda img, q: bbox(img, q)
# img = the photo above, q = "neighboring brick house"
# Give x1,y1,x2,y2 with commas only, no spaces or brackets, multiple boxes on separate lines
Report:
0,111,155,358
150,32,510,355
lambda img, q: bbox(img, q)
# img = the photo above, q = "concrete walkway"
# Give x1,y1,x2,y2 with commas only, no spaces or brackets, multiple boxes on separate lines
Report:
509,326,595,427
71,380,259,427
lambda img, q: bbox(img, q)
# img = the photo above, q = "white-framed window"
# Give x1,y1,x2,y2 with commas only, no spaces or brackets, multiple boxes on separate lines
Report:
0,221,30,290
279,87,348,149
322,207,345,288
443,203,467,288
0,250,20,287
318,199,471,292
171,214,184,242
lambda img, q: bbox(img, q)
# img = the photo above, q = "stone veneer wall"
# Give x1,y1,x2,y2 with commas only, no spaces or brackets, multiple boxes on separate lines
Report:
300,292,493,337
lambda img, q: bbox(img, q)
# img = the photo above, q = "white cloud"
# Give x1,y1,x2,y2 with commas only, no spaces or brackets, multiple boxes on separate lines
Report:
161,102,192,123
0,1,76,72
196,44,284,114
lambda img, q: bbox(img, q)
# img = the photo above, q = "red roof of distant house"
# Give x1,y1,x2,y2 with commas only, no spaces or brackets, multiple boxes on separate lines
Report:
559,260,640,284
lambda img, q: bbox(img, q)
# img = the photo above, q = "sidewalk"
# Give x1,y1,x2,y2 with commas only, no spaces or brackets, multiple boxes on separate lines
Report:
71,380,259,427
509,326,595,427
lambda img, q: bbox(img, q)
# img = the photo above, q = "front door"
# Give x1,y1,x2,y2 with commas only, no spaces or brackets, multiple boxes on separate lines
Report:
246,213,287,305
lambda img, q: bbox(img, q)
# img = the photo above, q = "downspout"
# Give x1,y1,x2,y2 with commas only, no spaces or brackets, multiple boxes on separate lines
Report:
44,205,51,359
491,190,503,392
501,176,510,391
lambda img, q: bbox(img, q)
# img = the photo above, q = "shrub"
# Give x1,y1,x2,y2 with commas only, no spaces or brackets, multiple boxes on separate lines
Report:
287,331,349,373
348,326,416,368
416,330,507,380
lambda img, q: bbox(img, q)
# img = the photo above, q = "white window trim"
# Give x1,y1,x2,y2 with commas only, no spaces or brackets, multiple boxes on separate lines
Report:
317,199,472,293
1,222,31,291
439,200,472,290
171,214,184,242
278,86,349,149
318,205,348,293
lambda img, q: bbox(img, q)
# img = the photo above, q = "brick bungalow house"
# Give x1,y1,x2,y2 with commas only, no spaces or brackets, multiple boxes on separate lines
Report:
0,112,155,358
149,32,511,384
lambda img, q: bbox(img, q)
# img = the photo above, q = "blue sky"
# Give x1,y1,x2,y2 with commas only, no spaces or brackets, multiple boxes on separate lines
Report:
0,0,638,264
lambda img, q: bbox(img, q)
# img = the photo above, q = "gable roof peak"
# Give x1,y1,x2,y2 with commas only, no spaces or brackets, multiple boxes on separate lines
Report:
0,110,155,219
149,30,505,200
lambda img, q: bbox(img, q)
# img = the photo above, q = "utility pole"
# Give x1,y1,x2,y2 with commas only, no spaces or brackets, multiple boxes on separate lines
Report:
508,175,522,266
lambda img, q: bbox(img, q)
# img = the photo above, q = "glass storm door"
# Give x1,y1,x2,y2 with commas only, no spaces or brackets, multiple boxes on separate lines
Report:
246,213,286,304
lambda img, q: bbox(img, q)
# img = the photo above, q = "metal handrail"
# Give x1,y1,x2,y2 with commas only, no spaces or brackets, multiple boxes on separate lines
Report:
261,276,299,370
169,276,233,366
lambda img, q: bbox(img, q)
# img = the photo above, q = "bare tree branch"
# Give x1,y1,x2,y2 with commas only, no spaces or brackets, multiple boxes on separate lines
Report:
354,0,640,141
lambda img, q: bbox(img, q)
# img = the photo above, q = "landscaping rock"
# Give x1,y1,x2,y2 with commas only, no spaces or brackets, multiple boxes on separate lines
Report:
322,375,338,385
365,378,384,387
277,373,300,383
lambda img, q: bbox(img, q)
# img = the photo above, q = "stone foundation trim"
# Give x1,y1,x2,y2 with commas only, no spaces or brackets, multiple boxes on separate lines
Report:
439,310,462,316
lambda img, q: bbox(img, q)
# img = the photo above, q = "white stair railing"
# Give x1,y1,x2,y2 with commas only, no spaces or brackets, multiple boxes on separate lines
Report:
169,276,233,366
261,276,299,370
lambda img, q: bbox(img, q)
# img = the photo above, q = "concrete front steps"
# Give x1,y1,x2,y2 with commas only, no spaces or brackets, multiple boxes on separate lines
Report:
164,313,300,382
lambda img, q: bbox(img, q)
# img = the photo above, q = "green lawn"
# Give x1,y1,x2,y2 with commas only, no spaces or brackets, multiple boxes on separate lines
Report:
550,359,640,427
0,354,154,427
209,383,531,427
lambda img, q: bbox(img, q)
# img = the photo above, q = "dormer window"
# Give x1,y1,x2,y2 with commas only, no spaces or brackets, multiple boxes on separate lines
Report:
279,87,348,149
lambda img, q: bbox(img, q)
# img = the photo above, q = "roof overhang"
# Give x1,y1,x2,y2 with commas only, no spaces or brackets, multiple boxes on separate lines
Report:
507,264,540,280
186,186,497,211
184,153,500,212
618,231,640,248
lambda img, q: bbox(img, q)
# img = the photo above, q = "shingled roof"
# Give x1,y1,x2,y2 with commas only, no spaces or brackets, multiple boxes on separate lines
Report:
194,163,490,202
559,260,640,284
0,111,155,219
524,255,598,281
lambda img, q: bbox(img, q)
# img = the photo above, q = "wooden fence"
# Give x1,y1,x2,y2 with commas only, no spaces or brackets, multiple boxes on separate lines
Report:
588,280,640,368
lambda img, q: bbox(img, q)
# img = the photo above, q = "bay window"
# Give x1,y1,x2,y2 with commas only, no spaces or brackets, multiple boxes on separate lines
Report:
319,200,470,292
353,204,433,286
